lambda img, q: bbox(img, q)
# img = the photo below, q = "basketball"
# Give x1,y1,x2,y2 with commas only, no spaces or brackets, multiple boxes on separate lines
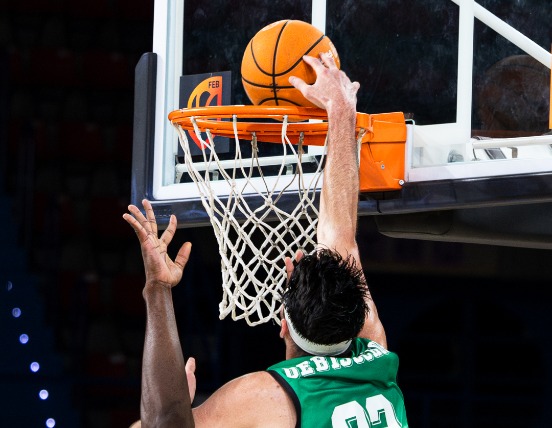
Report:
241,20,340,107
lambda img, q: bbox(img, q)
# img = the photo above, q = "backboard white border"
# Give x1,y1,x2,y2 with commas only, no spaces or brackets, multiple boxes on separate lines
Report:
152,0,183,200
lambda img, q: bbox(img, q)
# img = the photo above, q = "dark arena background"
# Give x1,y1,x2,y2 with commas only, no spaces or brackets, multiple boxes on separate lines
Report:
1,1,552,427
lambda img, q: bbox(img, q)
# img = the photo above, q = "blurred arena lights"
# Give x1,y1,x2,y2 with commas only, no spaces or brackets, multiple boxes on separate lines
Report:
7,280,60,425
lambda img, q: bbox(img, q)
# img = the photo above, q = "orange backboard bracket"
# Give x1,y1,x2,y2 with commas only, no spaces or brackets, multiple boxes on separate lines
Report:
358,112,407,193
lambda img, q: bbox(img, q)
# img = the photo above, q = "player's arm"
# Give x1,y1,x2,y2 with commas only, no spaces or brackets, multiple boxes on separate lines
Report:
123,200,194,427
289,54,387,347
124,200,296,427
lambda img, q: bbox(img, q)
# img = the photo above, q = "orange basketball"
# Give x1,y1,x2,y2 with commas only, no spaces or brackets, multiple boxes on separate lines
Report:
241,20,340,107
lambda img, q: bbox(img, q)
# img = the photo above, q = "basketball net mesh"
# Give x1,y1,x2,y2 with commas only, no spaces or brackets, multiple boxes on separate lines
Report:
172,115,324,326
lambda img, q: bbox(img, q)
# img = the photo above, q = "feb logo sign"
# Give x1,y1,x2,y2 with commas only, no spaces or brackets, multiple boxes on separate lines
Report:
179,71,231,155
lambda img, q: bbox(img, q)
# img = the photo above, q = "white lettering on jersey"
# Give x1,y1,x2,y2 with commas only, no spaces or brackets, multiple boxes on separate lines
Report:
280,341,390,379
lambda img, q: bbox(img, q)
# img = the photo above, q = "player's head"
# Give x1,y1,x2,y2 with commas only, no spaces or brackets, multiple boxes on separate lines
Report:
282,248,369,356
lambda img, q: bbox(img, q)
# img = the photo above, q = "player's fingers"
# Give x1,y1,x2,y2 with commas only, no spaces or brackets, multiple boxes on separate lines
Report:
295,249,305,263
122,212,146,239
301,54,325,73
185,357,197,402
319,52,337,68
174,241,192,271
285,256,294,282
127,201,154,238
123,206,151,242
288,75,309,93
142,199,158,236
127,203,147,223
185,357,196,374
289,75,326,109
160,214,177,245
349,79,360,93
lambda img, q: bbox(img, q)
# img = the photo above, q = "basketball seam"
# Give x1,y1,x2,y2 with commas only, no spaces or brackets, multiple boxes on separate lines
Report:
248,33,327,78
258,97,302,106
241,76,294,89
274,34,326,77
272,20,291,105
250,39,274,76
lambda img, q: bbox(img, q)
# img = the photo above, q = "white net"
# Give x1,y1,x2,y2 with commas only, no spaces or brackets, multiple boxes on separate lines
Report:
172,114,326,326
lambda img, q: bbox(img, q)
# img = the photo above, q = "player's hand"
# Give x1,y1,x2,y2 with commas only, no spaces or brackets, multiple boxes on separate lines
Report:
285,250,305,283
289,52,359,112
123,199,191,291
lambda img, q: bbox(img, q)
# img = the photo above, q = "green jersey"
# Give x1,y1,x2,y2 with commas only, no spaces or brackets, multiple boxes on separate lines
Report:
267,338,408,428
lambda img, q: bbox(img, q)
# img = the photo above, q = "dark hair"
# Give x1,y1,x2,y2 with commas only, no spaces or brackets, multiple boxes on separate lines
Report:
283,248,369,346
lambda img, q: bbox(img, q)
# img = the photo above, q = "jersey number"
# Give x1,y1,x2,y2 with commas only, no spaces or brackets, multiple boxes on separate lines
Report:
331,394,401,428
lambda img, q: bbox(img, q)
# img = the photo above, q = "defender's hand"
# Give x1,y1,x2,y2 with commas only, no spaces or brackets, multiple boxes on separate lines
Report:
123,199,191,291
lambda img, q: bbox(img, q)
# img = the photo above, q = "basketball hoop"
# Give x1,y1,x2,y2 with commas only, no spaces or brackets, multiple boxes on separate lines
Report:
169,105,406,326
169,105,373,146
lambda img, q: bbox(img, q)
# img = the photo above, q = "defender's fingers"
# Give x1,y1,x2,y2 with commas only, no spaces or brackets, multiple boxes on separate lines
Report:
142,199,158,236
122,212,149,243
127,201,154,236
160,214,177,245
127,203,147,223
174,241,192,271
295,249,305,263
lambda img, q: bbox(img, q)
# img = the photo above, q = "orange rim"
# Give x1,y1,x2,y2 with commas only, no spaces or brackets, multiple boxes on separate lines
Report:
168,105,371,146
